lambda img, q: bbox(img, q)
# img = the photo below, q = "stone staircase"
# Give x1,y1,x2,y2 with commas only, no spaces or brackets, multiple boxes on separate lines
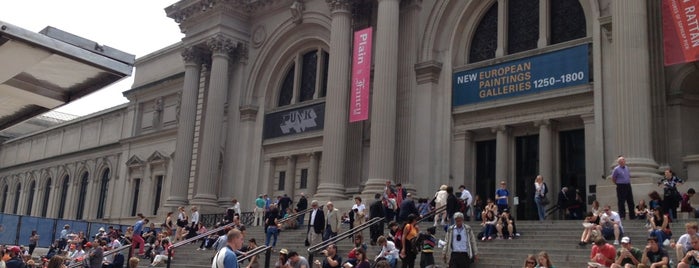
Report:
150,218,692,268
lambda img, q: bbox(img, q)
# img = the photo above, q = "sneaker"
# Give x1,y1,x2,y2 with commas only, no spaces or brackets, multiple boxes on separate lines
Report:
613,240,619,245
481,237,486,241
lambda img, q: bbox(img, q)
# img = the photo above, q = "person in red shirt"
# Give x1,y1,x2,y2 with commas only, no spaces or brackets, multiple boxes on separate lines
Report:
589,237,616,267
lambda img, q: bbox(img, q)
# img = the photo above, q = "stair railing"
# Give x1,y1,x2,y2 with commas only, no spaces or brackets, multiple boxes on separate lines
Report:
167,221,237,268
277,207,313,226
237,245,272,267
306,216,384,264
67,244,131,268
416,204,447,224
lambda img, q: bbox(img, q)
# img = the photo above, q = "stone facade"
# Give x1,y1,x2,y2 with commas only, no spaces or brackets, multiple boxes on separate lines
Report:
2,0,699,222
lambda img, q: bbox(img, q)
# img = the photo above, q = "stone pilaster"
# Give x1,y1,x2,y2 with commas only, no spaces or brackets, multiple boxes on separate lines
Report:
316,0,353,199
535,120,553,187
581,114,597,191
285,155,297,198
493,126,510,186
363,0,401,195
193,35,235,207
307,152,320,198
166,46,204,208
395,0,421,187
452,129,472,187
611,1,659,179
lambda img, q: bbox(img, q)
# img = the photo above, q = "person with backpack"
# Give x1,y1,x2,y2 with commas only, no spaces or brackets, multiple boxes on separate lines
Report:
534,175,548,222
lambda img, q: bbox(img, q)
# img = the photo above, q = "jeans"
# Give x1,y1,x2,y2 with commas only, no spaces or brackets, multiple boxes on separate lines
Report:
265,226,278,247
535,196,546,221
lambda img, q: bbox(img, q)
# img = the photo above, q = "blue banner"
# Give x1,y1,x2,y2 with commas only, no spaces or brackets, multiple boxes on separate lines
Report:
452,44,590,106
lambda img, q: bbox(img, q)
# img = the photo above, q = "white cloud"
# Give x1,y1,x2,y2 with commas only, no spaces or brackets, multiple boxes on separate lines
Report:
0,0,183,116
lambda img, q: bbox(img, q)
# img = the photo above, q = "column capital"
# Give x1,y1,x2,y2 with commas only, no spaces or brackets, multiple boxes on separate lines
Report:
414,60,442,85
453,129,473,141
181,46,207,65
326,0,352,13
307,152,317,159
491,125,510,134
580,113,595,124
239,105,258,122
533,119,552,128
285,155,297,161
207,34,235,55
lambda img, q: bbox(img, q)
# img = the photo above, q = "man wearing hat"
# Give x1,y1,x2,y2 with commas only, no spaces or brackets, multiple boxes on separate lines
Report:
639,236,669,268
5,246,25,268
59,224,71,252
611,237,642,268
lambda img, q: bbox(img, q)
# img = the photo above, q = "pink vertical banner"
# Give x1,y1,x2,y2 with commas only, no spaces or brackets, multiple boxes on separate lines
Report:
349,27,373,122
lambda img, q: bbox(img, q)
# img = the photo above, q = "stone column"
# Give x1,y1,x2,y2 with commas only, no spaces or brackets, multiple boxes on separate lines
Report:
285,156,297,198
452,129,468,185
493,126,510,185
581,114,597,192
219,47,247,207
316,0,352,199
307,152,320,197
193,35,234,207
611,1,658,178
536,120,553,187
496,0,508,57
537,0,549,47
165,47,203,208
363,0,401,195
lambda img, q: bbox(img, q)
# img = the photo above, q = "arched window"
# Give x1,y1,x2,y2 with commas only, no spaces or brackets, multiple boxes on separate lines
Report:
12,183,21,214
76,172,89,220
96,169,110,219
41,178,51,217
1,185,8,213
25,181,36,215
277,49,329,107
469,0,586,62
58,175,69,219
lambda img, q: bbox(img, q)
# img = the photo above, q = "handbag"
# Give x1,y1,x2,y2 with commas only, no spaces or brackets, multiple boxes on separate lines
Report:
540,196,550,206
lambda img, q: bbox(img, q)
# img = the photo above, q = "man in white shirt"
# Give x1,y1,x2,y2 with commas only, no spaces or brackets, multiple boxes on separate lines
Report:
459,185,473,220
599,205,624,245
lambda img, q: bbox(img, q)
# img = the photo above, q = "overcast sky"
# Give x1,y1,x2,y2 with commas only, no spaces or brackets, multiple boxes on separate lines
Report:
1,0,184,116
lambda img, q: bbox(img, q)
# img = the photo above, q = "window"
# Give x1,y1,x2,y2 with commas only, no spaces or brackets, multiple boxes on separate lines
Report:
278,171,286,191
277,49,329,107
299,168,308,189
131,179,141,217
76,172,89,220
1,185,7,213
96,169,110,219
12,183,21,214
26,181,36,215
41,178,51,217
153,175,164,215
58,176,69,219
469,0,586,62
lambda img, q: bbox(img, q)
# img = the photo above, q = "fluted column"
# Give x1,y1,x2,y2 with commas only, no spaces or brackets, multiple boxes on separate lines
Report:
307,153,320,197
452,129,472,186
193,35,234,206
493,126,510,185
536,120,553,187
285,156,297,198
581,114,597,189
611,1,658,178
363,0,401,194
316,0,353,199
166,47,204,208
219,47,247,207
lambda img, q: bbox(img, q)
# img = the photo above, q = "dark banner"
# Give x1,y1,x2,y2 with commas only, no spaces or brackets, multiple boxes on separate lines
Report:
263,102,325,139
452,44,590,106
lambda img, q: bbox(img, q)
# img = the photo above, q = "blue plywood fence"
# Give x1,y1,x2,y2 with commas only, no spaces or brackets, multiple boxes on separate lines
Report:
0,213,131,247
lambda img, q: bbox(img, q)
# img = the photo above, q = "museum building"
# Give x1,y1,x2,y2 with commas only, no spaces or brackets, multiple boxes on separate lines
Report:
2,0,699,223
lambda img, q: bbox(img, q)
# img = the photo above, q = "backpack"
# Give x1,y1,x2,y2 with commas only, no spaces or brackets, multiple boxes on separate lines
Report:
457,198,467,213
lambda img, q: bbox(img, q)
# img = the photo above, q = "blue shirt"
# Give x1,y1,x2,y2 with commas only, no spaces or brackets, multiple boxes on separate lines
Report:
212,246,238,268
134,220,145,234
612,165,631,184
495,189,509,205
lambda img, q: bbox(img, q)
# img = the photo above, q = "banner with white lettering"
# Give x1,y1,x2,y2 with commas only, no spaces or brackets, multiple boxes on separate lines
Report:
263,102,325,139
663,0,699,65
349,27,373,122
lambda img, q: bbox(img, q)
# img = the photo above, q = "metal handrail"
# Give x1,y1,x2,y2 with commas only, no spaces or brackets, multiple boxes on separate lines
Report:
308,216,383,253
416,205,447,224
277,207,313,225
306,216,384,263
237,245,272,263
66,244,130,268
167,221,236,268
